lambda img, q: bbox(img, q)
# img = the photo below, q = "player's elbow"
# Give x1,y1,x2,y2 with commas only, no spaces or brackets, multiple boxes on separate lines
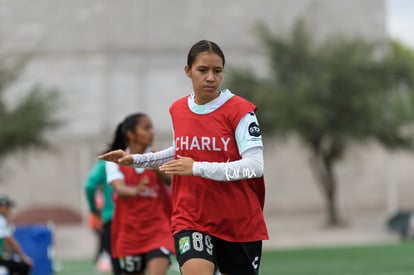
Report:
248,154,264,178
253,165,264,178
246,159,263,179
85,184,95,193
241,147,264,179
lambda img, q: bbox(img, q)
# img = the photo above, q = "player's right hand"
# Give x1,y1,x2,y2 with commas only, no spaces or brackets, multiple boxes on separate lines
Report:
98,150,134,165
133,176,150,195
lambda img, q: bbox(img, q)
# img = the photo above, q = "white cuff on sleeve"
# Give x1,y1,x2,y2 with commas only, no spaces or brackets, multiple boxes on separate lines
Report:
193,162,202,177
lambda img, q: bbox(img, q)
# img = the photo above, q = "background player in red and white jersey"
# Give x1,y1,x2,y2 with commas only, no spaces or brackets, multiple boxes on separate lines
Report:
106,113,174,275
101,40,268,275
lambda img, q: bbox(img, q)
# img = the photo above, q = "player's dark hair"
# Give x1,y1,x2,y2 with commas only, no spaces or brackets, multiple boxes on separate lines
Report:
121,113,147,145
187,40,225,68
102,122,126,154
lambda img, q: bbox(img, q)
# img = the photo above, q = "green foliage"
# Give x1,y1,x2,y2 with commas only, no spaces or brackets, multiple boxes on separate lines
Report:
226,21,414,225
227,21,414,159
0,54,61,160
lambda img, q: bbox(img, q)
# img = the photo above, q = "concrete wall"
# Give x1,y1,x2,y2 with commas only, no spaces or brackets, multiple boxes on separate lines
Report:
1,0,401,222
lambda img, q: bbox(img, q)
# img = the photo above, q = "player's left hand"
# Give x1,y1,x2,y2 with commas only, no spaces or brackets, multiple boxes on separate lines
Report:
159,155,194,176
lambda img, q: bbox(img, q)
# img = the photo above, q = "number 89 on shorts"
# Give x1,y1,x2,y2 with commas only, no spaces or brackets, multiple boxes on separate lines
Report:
179,232,214,256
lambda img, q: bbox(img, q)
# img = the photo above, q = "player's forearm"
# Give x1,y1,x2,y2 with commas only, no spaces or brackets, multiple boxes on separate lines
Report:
85,186,98,212
113,187,139,197
193,147,264,181
132,146,175,168
111,180,140,197
6,236,26,258
114,188,138,197
84,167,104,212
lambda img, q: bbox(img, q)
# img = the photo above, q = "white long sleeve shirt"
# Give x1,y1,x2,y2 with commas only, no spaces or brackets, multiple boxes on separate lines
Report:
131,89,264,181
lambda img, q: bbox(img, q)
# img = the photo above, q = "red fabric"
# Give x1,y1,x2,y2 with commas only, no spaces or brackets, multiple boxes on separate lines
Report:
169,95,269,242
111,167,174,257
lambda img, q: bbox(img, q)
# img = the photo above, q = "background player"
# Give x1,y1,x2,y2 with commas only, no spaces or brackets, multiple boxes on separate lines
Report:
85,123,125,275
0,196,32,275
106,113,174,275
100,40,268,275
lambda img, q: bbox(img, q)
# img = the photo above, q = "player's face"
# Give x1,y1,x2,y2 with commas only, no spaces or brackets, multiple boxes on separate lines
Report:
185,52,223,105
132,116,154,147
0,206,10,217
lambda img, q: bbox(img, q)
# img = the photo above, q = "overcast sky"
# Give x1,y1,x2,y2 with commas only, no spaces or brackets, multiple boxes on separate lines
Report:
387,0,414,46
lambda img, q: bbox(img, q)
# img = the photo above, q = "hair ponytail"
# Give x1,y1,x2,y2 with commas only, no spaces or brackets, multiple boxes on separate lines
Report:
102,122,126,154
121,113,146,146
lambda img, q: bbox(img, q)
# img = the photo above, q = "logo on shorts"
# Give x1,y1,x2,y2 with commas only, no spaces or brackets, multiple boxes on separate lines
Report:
179,236,191,255
252,256,259,269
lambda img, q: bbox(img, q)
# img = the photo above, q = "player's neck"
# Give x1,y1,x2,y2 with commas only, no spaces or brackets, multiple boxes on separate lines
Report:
129,144,146,154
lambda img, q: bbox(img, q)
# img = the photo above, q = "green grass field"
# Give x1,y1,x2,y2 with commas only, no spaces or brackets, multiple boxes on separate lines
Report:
57,243,414,275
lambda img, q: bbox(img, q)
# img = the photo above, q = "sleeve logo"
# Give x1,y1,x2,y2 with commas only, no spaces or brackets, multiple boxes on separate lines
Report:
248,122,261,137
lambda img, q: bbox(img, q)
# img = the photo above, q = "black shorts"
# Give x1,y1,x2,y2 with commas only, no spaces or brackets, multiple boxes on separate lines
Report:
0,258,31,275
174,230,262,275
118,248,171,274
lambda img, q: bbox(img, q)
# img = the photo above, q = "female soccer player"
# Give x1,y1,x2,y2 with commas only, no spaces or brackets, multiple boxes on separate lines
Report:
85,123,125,275
100,40,268,275
106,113,174,275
